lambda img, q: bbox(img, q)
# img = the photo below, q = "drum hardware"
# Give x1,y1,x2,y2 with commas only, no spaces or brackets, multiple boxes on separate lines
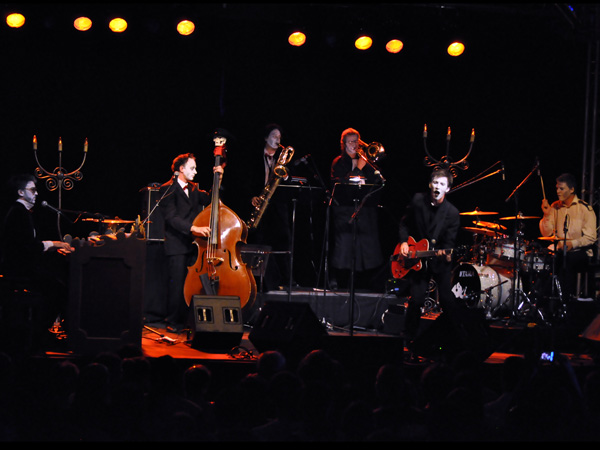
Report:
535,236,569,323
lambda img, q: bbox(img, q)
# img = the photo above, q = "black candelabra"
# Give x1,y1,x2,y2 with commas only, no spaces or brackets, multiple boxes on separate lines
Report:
33,135,88,238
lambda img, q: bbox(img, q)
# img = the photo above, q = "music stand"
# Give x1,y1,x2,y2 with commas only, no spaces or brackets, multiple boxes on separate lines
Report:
274,183,323,301
330,182,382,336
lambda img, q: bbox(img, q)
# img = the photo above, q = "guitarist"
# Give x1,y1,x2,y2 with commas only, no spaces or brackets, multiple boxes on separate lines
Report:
398,168,460,348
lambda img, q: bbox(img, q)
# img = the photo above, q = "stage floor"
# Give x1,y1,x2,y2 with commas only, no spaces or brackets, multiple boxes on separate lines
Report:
36,287,600,395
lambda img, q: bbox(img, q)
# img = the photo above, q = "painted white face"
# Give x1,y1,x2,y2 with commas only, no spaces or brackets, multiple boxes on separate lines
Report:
20,181,38,207
265,129,281,150
429,176,450,203
213,136,226,147
180,158,197,182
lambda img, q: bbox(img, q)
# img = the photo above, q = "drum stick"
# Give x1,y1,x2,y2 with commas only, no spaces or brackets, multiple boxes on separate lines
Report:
540,176,546,201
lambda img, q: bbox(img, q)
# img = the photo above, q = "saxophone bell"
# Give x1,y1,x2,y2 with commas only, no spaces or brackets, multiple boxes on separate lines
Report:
273,145,295,178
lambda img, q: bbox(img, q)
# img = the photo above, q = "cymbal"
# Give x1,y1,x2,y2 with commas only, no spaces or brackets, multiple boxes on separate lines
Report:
499,215,540,220
82,218,136,224
460,208,498,216
462,227,499,237
538,235,573,242
473,220,506,230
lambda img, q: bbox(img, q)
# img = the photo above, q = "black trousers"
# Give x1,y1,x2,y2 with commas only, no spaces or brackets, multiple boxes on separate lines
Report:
405,265,458,340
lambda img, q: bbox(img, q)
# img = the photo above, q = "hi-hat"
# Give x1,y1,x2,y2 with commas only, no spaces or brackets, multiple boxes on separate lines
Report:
473,220,506,230
462,226,503,237
82,218,135,224
499,214,540,220
538,235,573,242
460,208,498,216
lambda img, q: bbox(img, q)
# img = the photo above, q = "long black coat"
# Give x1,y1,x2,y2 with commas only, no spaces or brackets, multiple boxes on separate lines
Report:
330,152,384,271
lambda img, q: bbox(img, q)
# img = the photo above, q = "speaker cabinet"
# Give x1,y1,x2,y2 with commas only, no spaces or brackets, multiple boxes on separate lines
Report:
411,308,493,362
249,301,327,358
188,295,244,351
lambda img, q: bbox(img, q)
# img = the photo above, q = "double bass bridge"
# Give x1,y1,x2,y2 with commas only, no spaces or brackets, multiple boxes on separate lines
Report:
207,256,224,266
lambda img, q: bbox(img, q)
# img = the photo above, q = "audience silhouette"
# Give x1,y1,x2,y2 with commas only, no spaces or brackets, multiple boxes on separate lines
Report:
0,344,598,441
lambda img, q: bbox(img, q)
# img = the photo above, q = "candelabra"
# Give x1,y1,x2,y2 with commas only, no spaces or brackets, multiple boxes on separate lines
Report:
33,135,88,238
423,125,474,178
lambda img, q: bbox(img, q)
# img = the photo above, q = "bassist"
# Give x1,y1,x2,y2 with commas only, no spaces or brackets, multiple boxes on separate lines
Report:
398,168,460,346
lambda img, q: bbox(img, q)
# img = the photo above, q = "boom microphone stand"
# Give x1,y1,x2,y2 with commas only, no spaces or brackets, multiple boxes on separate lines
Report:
505,160,543,322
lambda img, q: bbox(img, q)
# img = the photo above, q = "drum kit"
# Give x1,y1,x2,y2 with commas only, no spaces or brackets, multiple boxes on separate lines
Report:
451,208,567,324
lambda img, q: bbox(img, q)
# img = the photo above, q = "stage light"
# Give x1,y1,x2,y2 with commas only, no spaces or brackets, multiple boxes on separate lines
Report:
109,17,128,33
355,35,373,50
447,41,465,57
6,13,25,28
288,31,306,47
385,39,404,54
176,19,195,36
74,16,92,32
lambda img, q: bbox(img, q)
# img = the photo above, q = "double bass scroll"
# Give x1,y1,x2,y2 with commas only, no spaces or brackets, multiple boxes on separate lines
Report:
183,143,257,314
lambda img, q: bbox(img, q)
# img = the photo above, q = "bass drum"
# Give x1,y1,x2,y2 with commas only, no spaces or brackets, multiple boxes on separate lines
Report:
451,263,517,314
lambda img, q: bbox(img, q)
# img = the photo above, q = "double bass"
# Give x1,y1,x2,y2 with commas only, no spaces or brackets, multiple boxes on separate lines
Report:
183,144,257,315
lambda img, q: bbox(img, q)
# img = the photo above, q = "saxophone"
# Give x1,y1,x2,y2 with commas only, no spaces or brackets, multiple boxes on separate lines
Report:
247,145,294,230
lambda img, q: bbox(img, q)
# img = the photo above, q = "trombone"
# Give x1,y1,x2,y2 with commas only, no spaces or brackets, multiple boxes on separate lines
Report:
357,139,386,182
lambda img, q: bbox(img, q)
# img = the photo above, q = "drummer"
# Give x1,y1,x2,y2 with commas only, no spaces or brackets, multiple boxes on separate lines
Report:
540,173,597,301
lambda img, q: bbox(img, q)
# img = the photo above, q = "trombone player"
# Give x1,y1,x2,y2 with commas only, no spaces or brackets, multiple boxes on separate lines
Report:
329,127,385,291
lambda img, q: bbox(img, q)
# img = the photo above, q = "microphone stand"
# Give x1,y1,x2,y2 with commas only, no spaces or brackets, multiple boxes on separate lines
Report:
505,161,539,321
347,179,385,337
449,161,503,193
141,175,178,237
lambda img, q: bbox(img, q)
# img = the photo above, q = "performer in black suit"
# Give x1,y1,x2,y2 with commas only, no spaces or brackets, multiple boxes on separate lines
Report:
0,174,74,344
159,151,224,332
398,167,460,342
330,127,384,290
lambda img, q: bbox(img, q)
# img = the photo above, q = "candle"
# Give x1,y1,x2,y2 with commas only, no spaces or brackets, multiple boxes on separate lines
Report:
33,135,37,150
470,128,475,142
84,138,88,153
423,124,427,138
58,137,63,152
446,127,451,140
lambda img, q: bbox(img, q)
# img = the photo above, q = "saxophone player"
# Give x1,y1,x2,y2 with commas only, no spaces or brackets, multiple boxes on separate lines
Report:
246,123,297,291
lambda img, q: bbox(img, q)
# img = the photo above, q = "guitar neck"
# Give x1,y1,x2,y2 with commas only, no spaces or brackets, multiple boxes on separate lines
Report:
412,249,452,258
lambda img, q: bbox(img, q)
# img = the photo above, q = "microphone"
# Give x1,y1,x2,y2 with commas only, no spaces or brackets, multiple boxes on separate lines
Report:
293,154,310,167
173,171,179,179
501,162,506,181
535,157,541,176
41,201,65,216
375,170,386,183
564,214,569,232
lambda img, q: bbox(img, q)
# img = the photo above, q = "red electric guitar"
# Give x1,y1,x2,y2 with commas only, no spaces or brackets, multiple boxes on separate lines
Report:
390,236,454,279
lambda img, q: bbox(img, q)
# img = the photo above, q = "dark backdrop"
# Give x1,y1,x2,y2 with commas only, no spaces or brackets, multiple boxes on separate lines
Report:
0,3,594,287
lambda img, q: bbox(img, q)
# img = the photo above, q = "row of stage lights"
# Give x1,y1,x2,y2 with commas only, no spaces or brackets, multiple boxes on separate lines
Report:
5,12,466,57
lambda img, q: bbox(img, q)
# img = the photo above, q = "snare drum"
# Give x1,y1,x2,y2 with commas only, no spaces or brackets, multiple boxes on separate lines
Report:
451,263,517,313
